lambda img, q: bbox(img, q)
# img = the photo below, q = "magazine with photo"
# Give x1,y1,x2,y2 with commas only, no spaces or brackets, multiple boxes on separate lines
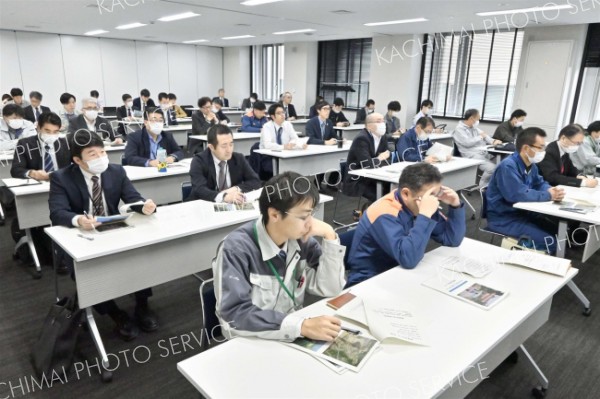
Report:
423,275,508,310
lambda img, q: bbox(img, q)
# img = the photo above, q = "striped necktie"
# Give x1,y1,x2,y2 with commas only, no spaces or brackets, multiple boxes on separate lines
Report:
91,176,105,216
43,144,55,172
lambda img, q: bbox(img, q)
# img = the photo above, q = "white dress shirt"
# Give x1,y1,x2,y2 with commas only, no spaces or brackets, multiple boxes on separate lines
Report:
260,121,299,150
71,167,108,227
24,136,58,178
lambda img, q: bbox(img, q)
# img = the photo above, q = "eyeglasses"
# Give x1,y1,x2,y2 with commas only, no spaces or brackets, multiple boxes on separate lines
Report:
275,111,285,116
564,136,583,146
529,144,546,151
201,105,212,110
284,208,319,221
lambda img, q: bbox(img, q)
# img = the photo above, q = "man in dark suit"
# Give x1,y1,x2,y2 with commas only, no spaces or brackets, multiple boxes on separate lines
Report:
132,88,156,112
158,92,178,127
188,125,262,202
306,101,337,145
192,96,218,135
344,113,391,202
49,130,158,341
308,96,324,119
241,93,258,110
354,99,375,124
329,97,350,127
23,91,51,125
538,124,598,188
69,97,123,143
212,99,230,124
212,88,229,108
123,108,184,167
11,112,71,179
281,92,297,120
116,93,135,137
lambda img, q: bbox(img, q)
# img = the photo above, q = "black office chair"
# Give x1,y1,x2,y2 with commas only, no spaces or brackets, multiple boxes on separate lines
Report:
452,142,478,219
336,223,358,269
199,276,221,350
332,159,362,226
180,105,193,117
477,186,509,245
181,181,192,202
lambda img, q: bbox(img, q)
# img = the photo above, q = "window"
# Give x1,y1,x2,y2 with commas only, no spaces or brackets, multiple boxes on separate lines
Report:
419,30,524,121
573,23,600,124
317,38,372,109
252,44,284,102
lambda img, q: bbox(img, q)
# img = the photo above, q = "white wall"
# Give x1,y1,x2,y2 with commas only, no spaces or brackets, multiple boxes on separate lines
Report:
223,46,251,108
284,42,318,116
0,29,224,112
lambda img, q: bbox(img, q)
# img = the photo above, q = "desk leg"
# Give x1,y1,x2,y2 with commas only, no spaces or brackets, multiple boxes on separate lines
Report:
25,228,42,276
376,182,382,199
0,202,4,225
86,308,113,382
272,158,279,175
517,345,549,397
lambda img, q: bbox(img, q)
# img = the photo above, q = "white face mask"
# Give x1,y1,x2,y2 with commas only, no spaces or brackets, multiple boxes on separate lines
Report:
8,118,24,130
562,144,579,154
250,98,256,104
211,107,218,113
40,133,58,145
595,137,600,145
374,122,386,136
160,103,170,110
527,149,546,164
86,155,109,175
417,132,429,141
423,107,431,115
515,120,524,127
84,110,98,121
473,120,480,128
126,101,133,108
149,122,163,134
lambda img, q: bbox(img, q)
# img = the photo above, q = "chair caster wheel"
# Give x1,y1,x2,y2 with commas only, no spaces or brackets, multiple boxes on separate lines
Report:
101,369,113,383
583,307,591,316
532,386,546,398
32,270,42,280
470,214,476,220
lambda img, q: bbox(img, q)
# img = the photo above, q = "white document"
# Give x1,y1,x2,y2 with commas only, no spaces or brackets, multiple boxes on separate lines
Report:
423,275,508,310
426,142,453,162
243,188,263,203
292,137,309,149
119,201,145,215
500,250,571,277
421,253,494,278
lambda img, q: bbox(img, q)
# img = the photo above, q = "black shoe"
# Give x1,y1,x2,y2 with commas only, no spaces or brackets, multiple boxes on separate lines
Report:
111,310,139,341
135,306,159,332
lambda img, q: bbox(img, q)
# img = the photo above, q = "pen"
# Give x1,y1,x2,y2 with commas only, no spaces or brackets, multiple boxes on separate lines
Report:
77,234,94,241
341,326,361,335
83,211,96,229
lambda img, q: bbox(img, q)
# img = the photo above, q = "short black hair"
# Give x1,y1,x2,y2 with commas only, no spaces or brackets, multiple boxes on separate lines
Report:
144,107,164,121
268,103,283,117
250,93,259,100
253,101,266,111
198,96,212,108
207,124,233,147
316,101,330,111
421,99,433,108
29,91,42,101
333,97,344,107
90,90,99,98
70,130,105,159
140,89,150,97
2,104,24,118
314,95,324,104
415,116,435,130
259,171,319,225
558,123,585,138
398,163,442,192
516,127,546,151
60,92,75,104
387,101,401,112
1,94,12,102
587,121,600,134
365,99,375,107
464,109,480,120
38,112,62,129
158,92,169,101
168,93,177,100
213,98,223,107
10,88,23,97
122,94,132,102
510,109,527,120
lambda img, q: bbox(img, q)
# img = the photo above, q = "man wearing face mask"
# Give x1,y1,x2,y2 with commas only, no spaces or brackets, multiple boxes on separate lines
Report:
486,127,565,254
212,99,230,125
69,97,123,144
538,124,598,188
23,91,51,125
158,92,178,127
241,93,259,111
123,108,183,167
412,99,435,128
570,121,600,174
192,97,218,135
384,101,403,137
355,99,375,124
49,130,158,340
116,94,136,138
58,92,80,134
344,113,391,203
346,163,465,287
493,109,527,143
0,104,37,151
453,108,502,187
396,117,436,162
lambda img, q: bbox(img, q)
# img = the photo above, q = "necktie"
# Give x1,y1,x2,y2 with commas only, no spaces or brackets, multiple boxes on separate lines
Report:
561,154,568,174
391,118,397,132
14,128,23,139
127,108,131,117
91,176,105,216
276,127,283,145
218,161,228,191
320,121,325,139
35,108,41,121
284,107,288,119
43,144,55,172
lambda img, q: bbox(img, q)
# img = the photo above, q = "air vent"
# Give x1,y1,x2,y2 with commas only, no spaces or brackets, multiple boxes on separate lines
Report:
235,23,251,27
331,10,354,15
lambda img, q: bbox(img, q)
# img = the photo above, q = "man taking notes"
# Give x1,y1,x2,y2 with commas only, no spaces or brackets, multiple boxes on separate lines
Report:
49,130,158,340
214,171,346,341
346,163,465,287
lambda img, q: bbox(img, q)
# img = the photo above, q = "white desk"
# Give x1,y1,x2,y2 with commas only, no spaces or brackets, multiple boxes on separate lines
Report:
188,133,261,157
0,151,13,179
223,110,245,124
487,145,513,164
178,238,576,399
290,118,310,134
334,124,364,141
349,158,483,199
105,145,125,164
163,124,193,147
429,132,454,147
45,195,331,375
255,142,352,176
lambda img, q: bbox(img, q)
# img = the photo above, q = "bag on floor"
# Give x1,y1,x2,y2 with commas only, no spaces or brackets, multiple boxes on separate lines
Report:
31,295,84,378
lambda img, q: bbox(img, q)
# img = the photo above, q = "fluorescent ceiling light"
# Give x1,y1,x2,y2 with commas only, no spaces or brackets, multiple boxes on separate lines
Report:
476,4,574,16
84,29,109,36
241,0,283,6
158,12,200,22
115,22,147,30
183,39,209,44
364,17,428,26
273,29,315,35
222,35,255,40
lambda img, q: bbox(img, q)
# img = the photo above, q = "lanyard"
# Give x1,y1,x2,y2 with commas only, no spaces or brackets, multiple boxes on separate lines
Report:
252,223,297,307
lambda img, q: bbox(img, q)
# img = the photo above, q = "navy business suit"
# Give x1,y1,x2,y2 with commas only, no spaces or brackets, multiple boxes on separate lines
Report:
305,116,336,145
123,128,184,167
11,135,72,178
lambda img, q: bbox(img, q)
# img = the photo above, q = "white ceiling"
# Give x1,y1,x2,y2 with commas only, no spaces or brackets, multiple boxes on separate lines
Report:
0,0,597,47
